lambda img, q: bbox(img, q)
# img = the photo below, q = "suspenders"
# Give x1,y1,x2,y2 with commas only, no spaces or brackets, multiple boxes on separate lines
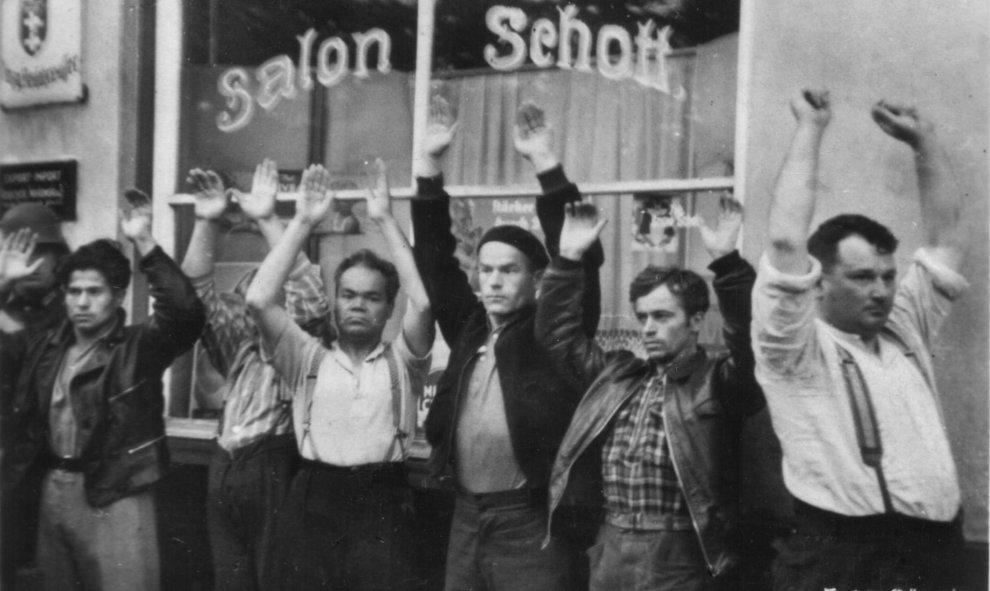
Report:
836,337,925,515
299,344,407,464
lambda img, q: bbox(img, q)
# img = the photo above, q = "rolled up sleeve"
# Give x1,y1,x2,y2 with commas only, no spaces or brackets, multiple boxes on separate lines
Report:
751,253,822,379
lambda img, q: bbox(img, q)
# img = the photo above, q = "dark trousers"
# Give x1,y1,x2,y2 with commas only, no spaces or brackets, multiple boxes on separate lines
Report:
587,523,712,591
772,500,965,591
444,488,575,591
207,434,297,591
271,460,417,591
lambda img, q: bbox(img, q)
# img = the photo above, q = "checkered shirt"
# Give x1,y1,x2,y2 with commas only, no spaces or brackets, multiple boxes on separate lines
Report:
601,373,692,528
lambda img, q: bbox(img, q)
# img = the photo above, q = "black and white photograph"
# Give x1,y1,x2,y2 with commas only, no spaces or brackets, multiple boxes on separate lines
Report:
0,0,986,589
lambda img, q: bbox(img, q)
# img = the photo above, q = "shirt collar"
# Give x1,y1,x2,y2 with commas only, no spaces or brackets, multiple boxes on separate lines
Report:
822,321,893,363
327,339,387,368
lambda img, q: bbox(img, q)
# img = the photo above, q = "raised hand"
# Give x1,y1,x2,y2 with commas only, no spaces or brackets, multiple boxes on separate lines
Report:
513,101,555,163
871,101,933,149
365,158,392,223
0,229,43,289
295,164,334,226
559,202,607,262
423,94,460,160
236,158,279,221
121,189,156,253
695,194,743,259
790,89,831,128
187,168,228,221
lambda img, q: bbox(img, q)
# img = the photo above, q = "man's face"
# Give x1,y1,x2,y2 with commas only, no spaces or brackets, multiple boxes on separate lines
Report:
66,270,122,337
334,265,393,343
819,235,897,338
14,246,59,297
634,283,703,364
478,241,540,323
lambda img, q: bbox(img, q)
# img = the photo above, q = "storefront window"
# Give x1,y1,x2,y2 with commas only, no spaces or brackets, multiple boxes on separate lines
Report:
161,0,740,450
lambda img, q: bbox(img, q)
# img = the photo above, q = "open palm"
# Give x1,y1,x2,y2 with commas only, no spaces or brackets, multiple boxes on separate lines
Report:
0,229,43,285
237,158,279,220
697,195,743,258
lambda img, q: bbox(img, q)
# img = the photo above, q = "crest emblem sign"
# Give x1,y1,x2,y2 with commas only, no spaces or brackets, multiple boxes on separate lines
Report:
20,0,47,56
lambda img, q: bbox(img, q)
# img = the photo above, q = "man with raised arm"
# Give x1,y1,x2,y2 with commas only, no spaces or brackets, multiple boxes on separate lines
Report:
411,98,603,591
181,159,331,591
0,203,70,336
2,190,206,591
753,90,970,591
536,198,764,591
245,162,433,590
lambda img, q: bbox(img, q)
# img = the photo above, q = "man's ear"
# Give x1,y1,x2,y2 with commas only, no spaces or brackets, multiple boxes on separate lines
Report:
532,268,545,299
112,289,128,309
688,311,705,334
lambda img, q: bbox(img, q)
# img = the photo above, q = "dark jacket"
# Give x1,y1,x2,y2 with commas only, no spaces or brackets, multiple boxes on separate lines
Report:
411,166,603,487
536,250,763,576
3,246,206,508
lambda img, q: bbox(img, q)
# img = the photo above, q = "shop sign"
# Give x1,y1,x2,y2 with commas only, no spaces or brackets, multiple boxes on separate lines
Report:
0,159,77,220
216,28,392,133
484,5,684,98
0,0,84,109
215,4,683,133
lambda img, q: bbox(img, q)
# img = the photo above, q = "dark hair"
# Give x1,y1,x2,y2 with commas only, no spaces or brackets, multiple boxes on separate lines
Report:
807,214,898,272
629,266,710,317
333,249,400,304
57,239,131,292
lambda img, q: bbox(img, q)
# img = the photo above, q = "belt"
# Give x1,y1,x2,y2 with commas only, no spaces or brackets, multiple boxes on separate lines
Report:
299,458,406,477
457,486,548,510
41,454,86,473
794,499,961,539
217,433,297,462
605,511,694,531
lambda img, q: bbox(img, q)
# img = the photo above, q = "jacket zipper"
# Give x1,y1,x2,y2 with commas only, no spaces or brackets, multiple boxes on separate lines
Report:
127,434,165,455
664,377,715,573
547,370,649,532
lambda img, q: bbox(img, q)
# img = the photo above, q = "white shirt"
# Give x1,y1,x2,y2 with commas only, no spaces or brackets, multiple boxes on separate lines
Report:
751,249,967,521
267,320,430,466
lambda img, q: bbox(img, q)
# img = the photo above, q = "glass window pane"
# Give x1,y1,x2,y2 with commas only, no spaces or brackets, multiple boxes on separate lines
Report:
429,0,738,187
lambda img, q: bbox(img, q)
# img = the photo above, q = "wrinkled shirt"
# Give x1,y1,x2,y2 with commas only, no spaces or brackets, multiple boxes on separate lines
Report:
751,249,967,521
266,320,430,466
195,255,330,451
455,326,528,493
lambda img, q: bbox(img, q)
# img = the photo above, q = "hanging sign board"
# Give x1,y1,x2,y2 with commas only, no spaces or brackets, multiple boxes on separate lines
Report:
0,160,77,220
1,0,84,109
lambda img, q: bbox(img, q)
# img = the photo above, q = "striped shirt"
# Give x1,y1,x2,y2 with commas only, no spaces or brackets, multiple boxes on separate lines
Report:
601,373,692,529
194,255,330,451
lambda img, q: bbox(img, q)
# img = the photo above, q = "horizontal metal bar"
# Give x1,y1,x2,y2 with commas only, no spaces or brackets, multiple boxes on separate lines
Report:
166,176,734,206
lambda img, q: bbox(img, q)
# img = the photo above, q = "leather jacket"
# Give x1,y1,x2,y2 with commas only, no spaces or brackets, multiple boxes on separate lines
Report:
411,167,603,487
3,246,206,508
535,251,764,576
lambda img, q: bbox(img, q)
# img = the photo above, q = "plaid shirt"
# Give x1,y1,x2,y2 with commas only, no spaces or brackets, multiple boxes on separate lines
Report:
601,372,693,529
195,255,331,451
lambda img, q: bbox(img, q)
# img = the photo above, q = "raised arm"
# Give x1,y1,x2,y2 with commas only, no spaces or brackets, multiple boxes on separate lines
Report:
239,159,331,330
767,89,832,274
693,196,762,415
235,158,287,249
411,95,482,344
181,168,229,280
122,189,206,364
0,229,44,301
366,159,433,357
536,203,612,390
245,165,333,347
871,102,968,272
515,101,604,336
